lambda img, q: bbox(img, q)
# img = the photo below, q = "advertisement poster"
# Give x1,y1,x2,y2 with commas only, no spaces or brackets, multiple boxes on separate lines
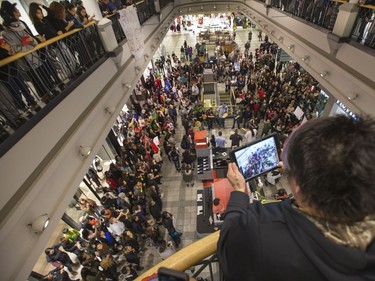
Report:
118,6,144,59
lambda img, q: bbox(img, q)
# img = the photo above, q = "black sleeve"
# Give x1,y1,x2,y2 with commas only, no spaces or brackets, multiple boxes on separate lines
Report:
218,192,262,281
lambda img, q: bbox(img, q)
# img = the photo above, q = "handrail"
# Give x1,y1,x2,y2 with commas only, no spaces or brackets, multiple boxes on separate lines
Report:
136,231,220,281
331,0,348,3
0,21,96,67
359,3,375,10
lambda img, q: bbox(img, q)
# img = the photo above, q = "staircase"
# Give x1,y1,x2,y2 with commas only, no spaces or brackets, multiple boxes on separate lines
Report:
217,83,233,116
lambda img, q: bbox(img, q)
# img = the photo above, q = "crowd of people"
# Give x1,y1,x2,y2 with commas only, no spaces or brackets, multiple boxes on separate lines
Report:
1,7,334,278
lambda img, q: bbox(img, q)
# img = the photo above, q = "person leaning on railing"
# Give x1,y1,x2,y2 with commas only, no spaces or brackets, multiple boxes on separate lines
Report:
218,115,375,281
0,24,38,112
0,1,61,100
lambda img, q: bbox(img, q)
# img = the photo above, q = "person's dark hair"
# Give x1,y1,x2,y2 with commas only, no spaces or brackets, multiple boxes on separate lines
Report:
218,131,222,136
49,1,65,20
284,115,375,222
213,198,220,206
29,2,42,24
76,5,86,21
65,3,75,11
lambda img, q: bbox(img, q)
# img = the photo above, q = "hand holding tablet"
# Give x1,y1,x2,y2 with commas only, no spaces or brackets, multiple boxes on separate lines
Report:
229,133,281,182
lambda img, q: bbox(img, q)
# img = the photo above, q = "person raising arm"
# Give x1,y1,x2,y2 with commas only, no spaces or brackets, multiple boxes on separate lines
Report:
218,115,375,281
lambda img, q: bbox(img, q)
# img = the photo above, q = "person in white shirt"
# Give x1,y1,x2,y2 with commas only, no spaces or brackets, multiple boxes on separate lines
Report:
108,213,126,237
244,126,257,143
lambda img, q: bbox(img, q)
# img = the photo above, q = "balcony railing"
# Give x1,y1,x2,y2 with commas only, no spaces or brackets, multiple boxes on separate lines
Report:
270,0,344,31
160,0,174,9
351,4,375,49
0,22,105,151
136,0,157,25
108,13,127,43
136,231,221,281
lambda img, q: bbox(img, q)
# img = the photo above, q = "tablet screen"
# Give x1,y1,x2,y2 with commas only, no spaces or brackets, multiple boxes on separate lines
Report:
231,134,280,181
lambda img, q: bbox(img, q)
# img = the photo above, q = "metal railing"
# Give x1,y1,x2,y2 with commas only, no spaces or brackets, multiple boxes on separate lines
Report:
136,0,157,25
270,0,344,30
159,0,174,9
351,5,375,49
136,232,220,281
108,13,127,43
0,22,105,146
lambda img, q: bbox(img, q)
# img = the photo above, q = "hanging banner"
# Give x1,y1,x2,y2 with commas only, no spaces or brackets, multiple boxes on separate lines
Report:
118,6,144,59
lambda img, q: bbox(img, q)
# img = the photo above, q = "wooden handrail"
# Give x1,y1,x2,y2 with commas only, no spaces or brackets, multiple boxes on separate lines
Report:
359,3,375,10
135,231,220,281
0,21,96,68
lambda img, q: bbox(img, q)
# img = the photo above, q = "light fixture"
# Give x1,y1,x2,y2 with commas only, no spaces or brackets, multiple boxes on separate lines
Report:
236,6,239,10
288,44,294,50
227,5,230,9
279,36,283,42
135,66,141,73
188,8,191,11
151,45,155,51
320,71,328,78
79,146,92,157
179,10,182,13
263,24,268,29
200,6,203,10
301,55,309,62
347,94,359,101
270,30,275,35
29,214,50,233
156,37,160,42
213,5,216,9
105,106,115,114
144,54,150,59
123,83,132,89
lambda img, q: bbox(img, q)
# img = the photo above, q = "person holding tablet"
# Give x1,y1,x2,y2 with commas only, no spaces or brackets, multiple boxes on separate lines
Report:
218,115,375,281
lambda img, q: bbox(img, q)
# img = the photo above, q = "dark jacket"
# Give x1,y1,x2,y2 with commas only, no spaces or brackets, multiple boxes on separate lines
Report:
34,19,58,40
218,192,375,281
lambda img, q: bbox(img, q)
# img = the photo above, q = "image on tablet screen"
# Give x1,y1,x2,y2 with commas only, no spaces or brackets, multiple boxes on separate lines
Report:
234,137,279,180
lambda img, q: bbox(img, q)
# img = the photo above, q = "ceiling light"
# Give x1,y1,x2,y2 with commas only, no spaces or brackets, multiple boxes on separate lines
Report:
79,146,92,157
135,66,141,73
301,55,309,62
288,44,294,50
29,214,50,233
279,36,283,42
347,94,359,101
320,71,328,78
105,106,115,114
123,83,132,89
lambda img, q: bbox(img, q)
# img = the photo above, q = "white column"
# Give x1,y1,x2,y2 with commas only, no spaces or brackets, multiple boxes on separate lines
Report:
97,18,118,52
154,0,161,13
82,0,103,21
332,0,359,38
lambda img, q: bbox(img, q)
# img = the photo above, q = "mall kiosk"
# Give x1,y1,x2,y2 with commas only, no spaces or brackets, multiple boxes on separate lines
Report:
195,131,240,236
194,131,214,181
